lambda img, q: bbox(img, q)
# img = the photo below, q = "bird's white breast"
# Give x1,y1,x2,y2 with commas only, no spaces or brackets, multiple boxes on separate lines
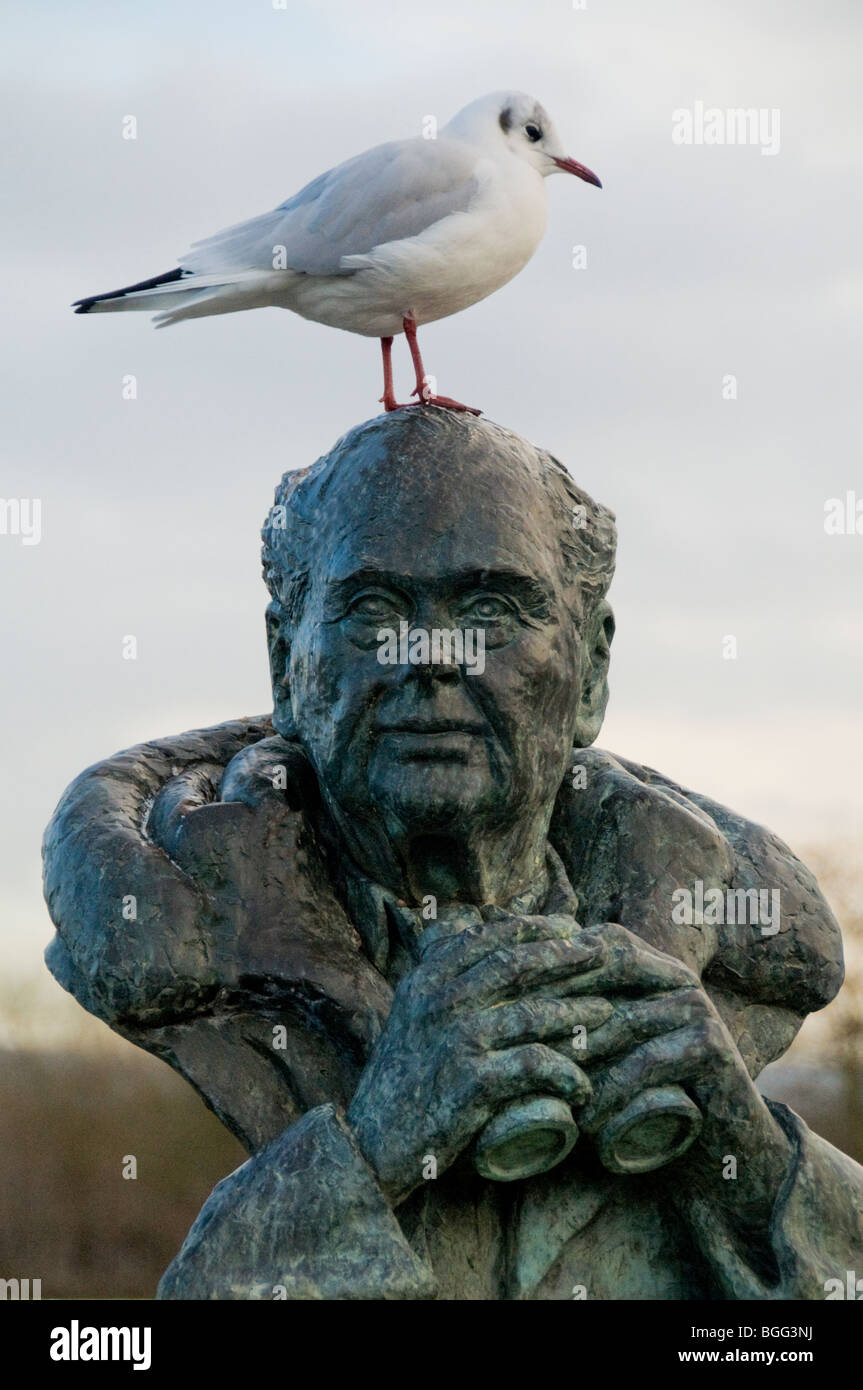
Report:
282,150,549,338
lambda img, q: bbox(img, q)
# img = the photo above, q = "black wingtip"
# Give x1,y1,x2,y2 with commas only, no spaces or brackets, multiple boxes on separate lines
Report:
71,267,187,315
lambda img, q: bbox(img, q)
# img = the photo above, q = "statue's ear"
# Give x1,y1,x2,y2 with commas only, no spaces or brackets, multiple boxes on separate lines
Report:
573,599,614,748
266,600,298,740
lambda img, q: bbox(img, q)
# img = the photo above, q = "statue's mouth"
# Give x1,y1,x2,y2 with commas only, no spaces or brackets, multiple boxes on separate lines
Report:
373,718,486,762
374,717,485,735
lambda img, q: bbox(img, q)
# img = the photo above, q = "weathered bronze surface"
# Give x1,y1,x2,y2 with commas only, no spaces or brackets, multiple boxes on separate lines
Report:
43,409,863,1299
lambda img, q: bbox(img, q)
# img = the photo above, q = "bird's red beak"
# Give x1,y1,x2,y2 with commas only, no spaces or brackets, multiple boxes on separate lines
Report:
553,155,602,188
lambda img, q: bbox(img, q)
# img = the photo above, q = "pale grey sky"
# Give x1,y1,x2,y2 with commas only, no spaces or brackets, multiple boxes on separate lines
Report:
2,0,862,989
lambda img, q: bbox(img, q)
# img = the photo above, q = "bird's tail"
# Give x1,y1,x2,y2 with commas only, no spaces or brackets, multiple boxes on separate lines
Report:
72,267,267,326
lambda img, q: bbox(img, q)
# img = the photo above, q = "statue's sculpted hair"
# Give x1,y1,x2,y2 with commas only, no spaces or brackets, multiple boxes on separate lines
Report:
261,411,617,635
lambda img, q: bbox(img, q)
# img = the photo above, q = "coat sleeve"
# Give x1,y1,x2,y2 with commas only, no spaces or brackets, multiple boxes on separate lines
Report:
678,1099,863,1300
557,747,844,1078
157,1103,437,1300
42,717,395,1155
42,716,277,1026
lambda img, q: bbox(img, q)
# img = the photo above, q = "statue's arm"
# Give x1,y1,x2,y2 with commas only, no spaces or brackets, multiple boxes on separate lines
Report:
682,1100,863,1300
43,721,437,1299
42,717,276,1025
559,749,855,1297
638,769,857,1298
157,1104,436,1300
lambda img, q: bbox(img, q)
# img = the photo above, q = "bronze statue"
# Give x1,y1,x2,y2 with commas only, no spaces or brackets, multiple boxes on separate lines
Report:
43,408,863,1298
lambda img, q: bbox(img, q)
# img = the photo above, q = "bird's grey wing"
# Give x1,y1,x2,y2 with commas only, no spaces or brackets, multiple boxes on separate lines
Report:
181,137,481,278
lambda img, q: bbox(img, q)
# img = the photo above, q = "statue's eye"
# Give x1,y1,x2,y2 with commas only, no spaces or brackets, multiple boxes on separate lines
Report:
348,592,399,620
524,122,543,143
463,594,513,622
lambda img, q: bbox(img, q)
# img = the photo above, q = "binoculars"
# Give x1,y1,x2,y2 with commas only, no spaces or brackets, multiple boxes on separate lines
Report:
419,912,702,1183
473,1086,702,1182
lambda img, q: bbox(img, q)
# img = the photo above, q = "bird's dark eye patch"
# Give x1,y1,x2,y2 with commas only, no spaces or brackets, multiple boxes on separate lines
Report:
524,122,543,143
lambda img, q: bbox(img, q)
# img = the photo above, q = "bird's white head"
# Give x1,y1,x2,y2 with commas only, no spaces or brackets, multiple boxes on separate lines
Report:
443,91,602,188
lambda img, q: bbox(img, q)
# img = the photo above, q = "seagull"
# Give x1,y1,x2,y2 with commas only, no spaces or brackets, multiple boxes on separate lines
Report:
73,91,601,414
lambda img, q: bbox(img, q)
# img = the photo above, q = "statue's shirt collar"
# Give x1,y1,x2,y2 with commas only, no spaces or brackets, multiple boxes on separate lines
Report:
339,843,579,984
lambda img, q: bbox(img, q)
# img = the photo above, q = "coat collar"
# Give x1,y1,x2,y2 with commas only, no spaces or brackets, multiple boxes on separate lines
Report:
339,842,580,983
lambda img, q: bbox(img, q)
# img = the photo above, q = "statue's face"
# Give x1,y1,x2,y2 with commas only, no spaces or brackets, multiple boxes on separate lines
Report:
281,438,592,847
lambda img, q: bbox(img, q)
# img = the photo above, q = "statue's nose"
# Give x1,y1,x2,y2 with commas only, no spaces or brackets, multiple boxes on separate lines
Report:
392,644,462,685
414,657,461,685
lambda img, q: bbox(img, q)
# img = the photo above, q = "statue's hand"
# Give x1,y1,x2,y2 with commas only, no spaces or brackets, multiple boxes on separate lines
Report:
346,915,612,1206
568,922,792,1225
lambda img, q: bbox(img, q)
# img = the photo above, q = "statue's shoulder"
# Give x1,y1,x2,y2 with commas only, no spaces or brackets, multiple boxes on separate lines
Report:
43,716,387,1030
552,747,844,1073
43,717,392,1153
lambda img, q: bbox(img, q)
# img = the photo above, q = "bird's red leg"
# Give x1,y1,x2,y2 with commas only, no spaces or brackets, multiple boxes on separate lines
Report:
402,314,482,416
403,315,430,401
379,317,482,415
378,336,399,412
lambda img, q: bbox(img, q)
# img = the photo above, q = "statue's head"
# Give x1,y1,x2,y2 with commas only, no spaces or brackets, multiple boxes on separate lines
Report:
262,410,616,879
